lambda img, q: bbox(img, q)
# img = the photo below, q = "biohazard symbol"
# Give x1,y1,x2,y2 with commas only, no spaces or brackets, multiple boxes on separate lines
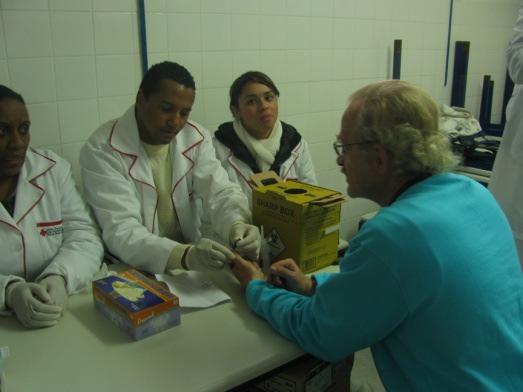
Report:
266,229,285,258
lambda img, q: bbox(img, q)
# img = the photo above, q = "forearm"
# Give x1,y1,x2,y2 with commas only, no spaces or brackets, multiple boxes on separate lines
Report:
38,244,102,293
246,260,409,363
194,138,251,238
104,229,179,273
246,280,350,362
43,166,105,292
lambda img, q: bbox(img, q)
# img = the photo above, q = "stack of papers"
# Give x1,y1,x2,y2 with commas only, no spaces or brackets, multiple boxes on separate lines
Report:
155,271,231,308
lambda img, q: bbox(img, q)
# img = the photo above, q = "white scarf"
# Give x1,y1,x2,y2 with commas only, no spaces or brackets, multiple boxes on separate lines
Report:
233,119,282,171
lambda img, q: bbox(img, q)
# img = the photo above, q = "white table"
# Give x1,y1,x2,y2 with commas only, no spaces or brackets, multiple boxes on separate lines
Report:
1,268,307,392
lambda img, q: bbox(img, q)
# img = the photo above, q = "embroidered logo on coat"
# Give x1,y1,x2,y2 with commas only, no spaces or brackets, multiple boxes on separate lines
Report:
37,220,64,237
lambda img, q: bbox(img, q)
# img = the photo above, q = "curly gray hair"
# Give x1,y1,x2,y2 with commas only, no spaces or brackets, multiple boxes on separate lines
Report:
349,80,460,178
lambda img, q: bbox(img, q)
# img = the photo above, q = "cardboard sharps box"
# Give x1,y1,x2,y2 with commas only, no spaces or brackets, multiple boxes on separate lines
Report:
92,269,180,340
252,172,346,274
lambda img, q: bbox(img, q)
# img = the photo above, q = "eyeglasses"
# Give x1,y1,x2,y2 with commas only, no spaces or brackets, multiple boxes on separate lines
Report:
333,141,376,156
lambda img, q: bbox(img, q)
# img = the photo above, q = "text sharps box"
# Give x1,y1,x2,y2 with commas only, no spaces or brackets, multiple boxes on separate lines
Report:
252,172,346,273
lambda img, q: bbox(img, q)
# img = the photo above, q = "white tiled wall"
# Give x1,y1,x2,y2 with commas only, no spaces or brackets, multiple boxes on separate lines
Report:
145,0,520,239
0,0,520,240
453,0,519,123
0,0,141,182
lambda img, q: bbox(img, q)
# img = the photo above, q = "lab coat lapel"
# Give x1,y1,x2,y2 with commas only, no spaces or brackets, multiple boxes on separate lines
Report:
171,122,203,225
0,197,16,227
109,106,154,187
171,123,202,188
280,147,299,180
228,154,253,189
109,106,157,232
14,149,53,225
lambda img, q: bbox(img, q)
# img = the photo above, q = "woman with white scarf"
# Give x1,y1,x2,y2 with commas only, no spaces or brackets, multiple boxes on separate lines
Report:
212,71,317,204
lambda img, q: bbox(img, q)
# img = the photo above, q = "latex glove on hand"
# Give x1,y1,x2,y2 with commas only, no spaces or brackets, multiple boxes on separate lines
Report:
39,275,68,313
184,238,235,271
5,281,62,328
229,221,261,260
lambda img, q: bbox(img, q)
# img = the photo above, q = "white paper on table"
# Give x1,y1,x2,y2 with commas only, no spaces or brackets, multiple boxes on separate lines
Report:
155,271,231,308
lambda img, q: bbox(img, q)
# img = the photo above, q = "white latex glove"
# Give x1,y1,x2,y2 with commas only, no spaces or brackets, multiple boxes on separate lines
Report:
5,281,62,328
229,221,261,260
39,275,68,313
184,238,235,271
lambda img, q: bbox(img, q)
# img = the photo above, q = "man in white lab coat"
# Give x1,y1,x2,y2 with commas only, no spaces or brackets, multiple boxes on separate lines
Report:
490,4,523,266
80,62,260,274
0,85,104,328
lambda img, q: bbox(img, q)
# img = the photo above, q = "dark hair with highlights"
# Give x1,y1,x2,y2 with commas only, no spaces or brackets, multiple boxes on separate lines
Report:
229,71,279,111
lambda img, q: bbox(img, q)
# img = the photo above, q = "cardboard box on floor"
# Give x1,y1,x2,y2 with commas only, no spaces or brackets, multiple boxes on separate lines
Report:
251,172,346,274
245,354,353,392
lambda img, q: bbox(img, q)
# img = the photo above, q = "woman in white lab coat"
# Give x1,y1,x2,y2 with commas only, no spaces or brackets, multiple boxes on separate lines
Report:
0,85,103,328
213,71,317,202
490,5,523,265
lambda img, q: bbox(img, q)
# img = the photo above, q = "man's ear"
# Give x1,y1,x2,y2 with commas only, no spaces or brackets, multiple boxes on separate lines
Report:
371,143,390,176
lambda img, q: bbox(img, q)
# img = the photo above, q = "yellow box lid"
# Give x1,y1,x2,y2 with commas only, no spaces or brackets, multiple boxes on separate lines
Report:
256,180,345,206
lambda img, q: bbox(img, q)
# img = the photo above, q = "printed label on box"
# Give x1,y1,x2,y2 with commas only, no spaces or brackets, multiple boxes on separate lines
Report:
266,228,285,258
253,178,345,273
92,269,180,340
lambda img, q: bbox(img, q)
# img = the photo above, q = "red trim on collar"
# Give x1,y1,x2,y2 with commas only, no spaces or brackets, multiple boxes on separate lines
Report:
184,121,205,151
17,150,56,225
170,122,204,236
281,140,301,180
108,120,159,232
21,231,26,278
227,151,253,190
172,122,203,192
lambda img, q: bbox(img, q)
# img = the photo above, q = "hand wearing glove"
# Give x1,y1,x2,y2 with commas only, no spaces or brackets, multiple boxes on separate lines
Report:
184,238,235,271
39,275,68,313
229,221,261,260
5,281,62,328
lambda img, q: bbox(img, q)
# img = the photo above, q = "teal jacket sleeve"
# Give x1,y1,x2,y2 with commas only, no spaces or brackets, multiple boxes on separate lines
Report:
310,272,331,286
245,246,409,362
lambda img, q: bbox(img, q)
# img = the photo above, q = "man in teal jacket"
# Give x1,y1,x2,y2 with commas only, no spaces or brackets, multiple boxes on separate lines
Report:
232,80,523,391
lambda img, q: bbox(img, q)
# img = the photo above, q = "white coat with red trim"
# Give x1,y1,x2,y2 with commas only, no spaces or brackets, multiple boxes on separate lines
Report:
212,134,317,207
79,106,251,274
0,148,104,311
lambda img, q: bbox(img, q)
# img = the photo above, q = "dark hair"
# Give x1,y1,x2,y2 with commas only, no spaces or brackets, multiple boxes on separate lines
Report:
0,85,25,104
229,71,280,109
139,61,195,98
